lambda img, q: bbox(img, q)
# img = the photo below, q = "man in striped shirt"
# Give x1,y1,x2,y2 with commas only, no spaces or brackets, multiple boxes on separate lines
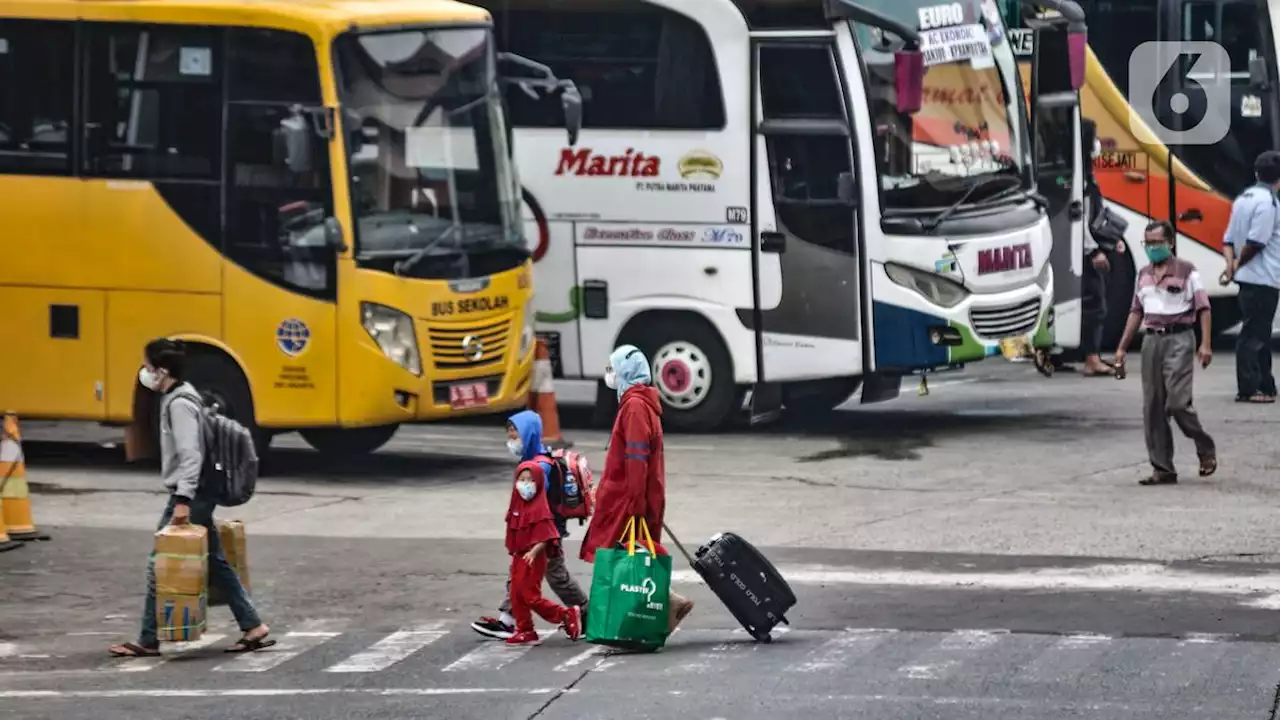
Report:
1113,221,1217,485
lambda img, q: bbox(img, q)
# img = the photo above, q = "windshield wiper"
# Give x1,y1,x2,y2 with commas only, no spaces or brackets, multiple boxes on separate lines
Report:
981,184,1049,210
393,224,461,276
921,175,1023,233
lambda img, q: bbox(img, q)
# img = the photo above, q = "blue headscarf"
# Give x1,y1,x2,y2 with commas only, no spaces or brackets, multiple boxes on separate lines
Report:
609,344,651,400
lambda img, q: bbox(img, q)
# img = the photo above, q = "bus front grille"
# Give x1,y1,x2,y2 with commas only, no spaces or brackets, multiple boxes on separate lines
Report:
969,298,1041,339
426,317,511,370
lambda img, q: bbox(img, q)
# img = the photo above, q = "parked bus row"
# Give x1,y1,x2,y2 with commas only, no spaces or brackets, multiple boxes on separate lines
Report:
0,0,1086,448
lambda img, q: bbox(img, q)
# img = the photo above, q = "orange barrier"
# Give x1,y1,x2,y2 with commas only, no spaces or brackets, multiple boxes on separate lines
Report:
528,339,571,449
2,413,49,542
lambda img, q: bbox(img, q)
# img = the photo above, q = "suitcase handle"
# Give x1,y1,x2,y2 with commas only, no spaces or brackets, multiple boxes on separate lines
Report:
663,522,698,568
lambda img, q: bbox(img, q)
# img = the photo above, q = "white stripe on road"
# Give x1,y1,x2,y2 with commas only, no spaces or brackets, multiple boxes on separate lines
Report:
553,645,606,672
442,630,558,672
896,629,1007,680
1013,633,1112,684
214,632,338,673
0,688,560,700
671,563,1280,608
785,628,897,673
325,624,449,673
100,634,226,673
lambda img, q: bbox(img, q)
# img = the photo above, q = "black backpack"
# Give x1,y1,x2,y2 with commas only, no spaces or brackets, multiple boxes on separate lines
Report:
169,390,258,507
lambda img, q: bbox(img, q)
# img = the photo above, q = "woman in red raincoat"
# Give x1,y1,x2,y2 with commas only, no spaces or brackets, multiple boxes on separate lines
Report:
580,344,694,632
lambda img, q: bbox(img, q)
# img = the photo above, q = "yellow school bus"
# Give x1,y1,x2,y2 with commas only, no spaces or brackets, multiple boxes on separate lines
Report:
0,0,576,456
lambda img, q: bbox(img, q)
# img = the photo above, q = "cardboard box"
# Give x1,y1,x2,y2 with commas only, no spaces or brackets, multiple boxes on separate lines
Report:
156,592,207,642
209,519,251,607
153,524,208,642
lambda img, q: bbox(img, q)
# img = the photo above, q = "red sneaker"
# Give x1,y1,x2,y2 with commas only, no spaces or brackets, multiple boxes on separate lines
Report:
563,606,583,640
505,630,541,646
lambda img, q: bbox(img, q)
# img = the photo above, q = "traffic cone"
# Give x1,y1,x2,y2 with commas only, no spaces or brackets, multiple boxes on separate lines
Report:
1,414,49,542
0,496,21,553
528,338,572,450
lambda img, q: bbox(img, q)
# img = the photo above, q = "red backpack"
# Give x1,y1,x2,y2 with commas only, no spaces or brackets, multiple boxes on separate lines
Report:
538,449,595,523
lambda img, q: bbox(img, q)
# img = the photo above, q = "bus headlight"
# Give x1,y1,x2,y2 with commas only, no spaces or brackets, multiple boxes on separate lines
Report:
360,302,422,376
883,262,970,309
518,299,536,359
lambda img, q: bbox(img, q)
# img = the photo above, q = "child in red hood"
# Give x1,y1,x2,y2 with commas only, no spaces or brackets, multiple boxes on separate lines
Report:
506,464,584,645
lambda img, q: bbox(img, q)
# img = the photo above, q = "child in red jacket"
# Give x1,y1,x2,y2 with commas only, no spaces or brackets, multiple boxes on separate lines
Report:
506,464,583,646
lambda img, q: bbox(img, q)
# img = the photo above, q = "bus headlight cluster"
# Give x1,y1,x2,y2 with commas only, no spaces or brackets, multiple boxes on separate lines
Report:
519,298,537,359
883,262,970,309
361,302,422,377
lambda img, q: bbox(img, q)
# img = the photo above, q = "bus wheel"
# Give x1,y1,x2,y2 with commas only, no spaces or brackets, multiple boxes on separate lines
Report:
185,352,271,458
631,317,735,433
300,425,399,456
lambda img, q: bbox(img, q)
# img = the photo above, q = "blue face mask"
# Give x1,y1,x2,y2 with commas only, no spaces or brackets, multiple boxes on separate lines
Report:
1145,245,1173,264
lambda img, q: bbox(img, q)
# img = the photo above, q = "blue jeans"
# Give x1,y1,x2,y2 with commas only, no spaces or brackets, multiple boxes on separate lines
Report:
139,494,261,647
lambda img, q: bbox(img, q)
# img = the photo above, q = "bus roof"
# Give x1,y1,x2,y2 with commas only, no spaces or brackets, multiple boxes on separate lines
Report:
1,0,492,34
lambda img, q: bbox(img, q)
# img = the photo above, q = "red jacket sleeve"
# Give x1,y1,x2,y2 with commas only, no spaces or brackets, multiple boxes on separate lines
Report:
619,401,652,518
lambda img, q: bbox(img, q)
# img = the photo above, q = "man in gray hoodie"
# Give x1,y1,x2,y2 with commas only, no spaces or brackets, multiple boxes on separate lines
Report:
108,339,273,658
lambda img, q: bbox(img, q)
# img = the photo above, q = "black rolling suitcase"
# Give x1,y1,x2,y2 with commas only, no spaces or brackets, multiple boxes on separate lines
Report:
666,525,795,642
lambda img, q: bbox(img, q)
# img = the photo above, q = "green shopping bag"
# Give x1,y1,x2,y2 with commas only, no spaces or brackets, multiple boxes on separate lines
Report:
585,516,672,651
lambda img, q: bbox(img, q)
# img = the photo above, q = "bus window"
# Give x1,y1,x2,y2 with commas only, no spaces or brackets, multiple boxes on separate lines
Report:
224,29,334,299
1075,0,1159,97
760,45,855,257
83,24,223,180
0,20,73,175
488,0,724,130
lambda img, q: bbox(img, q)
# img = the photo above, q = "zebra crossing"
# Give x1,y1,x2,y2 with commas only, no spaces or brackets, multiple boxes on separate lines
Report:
2,620,1278,697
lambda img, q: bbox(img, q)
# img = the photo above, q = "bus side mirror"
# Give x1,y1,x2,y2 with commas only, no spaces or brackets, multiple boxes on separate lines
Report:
561,82,583,147
323,216,348,253
1250,57,1270,90
837,172,858,206
344,109,365,155
895,50,924,114
1067,31,1086,90
274,112,313,173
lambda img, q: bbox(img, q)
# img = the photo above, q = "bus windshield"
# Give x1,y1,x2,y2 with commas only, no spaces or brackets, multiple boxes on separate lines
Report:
849,0,1030,213
335,27,524,280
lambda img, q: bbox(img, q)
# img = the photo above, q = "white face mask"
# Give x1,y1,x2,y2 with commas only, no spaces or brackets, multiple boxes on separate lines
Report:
138,367,163,392
516,479,537,501
506,438,523,458
604,368,617,390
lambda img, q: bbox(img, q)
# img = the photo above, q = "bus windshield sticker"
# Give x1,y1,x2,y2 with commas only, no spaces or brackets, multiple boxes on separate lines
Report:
921,24,993,69
1242,95,1263,118
406,126,480,171
179,47,213,77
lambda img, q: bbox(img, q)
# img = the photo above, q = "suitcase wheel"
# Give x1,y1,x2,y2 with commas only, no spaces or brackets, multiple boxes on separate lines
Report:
750,628,773,643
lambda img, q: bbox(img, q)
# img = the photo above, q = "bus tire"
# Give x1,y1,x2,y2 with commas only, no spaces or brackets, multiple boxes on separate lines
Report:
624,315,736,433
300,425,399,456
184,351,272,459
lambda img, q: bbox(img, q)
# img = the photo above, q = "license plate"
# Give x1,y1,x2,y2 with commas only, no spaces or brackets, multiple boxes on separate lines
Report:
449,382,489,409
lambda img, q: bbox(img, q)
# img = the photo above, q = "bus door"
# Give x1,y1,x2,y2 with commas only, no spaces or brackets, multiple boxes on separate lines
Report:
749,36,864,416
1158,0,1280,237
1026,8,1086,351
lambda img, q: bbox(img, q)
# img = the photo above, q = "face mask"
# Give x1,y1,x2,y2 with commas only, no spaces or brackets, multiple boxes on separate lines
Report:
506,439,523,458
516,480,537,501
138,367,162,392
604,369,617,390
1145,245,1173,264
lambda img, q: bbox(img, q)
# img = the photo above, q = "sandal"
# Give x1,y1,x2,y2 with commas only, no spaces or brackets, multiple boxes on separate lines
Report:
1199,456,1218,477
1139,475,1178,486
107,642,160,658
225,632,277,654
1236,393,1275,403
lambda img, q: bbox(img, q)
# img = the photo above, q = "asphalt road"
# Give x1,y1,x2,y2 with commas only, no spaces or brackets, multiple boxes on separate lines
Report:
4,355,1280,719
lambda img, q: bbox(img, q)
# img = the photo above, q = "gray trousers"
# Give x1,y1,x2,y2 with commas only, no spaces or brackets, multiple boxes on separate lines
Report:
499,551,588,614
1141,331,1216,478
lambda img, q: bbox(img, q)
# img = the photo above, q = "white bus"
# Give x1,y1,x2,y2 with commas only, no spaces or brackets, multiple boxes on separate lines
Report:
482,0,1082,431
